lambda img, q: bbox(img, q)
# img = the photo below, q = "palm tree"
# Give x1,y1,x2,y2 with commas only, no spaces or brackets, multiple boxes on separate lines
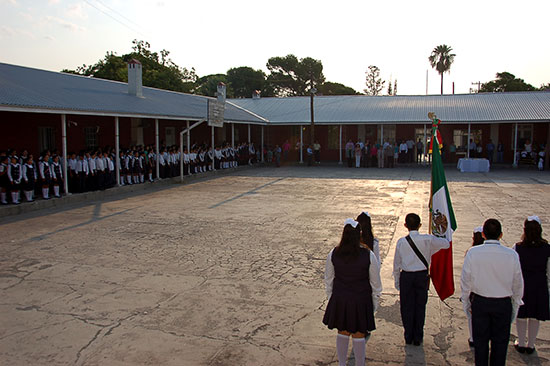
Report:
428,45,455,95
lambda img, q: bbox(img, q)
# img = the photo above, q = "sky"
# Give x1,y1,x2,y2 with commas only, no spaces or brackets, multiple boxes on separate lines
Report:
1,0,549,96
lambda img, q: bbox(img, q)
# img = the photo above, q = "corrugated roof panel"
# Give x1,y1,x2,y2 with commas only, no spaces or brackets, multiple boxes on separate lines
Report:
0,63,266,123
230,92,550,124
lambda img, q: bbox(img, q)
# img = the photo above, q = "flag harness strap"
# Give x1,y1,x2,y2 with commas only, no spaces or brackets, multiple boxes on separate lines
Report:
405,235,429,274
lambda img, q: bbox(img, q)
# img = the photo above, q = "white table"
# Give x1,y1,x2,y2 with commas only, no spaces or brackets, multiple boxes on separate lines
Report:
457,158,490,173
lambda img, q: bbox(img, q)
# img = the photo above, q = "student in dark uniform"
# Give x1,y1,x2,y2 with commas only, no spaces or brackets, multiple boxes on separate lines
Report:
323,218,382,366
514,216,550,355
356,211,380,264
51,155,63,198
39,153,51,199
7,155,22,204
22,156,37,202
0,155,9,204
393,213,449,346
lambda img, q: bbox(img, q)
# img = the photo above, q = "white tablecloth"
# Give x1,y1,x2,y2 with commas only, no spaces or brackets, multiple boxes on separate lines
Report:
457,158,490,173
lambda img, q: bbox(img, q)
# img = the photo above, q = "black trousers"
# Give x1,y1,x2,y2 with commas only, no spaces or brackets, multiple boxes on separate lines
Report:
472,294,512,366
400,270,429,343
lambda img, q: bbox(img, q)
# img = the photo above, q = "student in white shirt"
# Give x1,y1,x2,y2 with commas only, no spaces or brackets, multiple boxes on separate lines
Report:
461,218,524,366
393,213,449,345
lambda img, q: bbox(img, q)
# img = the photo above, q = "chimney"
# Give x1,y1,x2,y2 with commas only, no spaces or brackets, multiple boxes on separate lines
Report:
252,90,261,99
217,82,226,103
127,59,143,97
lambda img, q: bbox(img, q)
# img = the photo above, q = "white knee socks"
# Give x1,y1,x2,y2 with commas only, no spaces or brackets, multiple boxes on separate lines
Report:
528,318,540,348
1,191,7,204
336,334,349,366
53,185,60,197
352,338,366,366
42,188,49,199
516,318,527,347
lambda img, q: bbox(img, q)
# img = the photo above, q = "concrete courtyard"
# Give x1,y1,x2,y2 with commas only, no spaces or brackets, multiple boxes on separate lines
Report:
1,165,550,365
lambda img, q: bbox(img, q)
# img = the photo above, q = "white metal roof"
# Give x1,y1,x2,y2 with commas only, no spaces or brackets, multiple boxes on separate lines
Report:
229,92,550,125
0,63,267,124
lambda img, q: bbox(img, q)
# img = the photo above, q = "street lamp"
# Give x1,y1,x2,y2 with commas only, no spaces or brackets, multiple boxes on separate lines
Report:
310,87,317,147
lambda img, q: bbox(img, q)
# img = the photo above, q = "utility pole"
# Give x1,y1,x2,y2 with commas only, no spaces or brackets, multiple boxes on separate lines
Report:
310,77,316,147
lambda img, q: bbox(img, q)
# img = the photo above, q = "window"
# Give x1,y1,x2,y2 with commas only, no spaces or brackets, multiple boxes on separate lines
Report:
514,124,533,149
84,126,99,150
453,129,482,152
165,127,175,146
378,124,396,144
328,126,339,149
38,127,55,153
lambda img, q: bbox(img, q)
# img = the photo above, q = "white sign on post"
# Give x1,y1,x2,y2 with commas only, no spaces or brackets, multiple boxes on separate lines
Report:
208,82,226,128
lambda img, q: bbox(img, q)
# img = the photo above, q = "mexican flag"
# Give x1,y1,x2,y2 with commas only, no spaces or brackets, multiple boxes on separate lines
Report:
429,118,457,301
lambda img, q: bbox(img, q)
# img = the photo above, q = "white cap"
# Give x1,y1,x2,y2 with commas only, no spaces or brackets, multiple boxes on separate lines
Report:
361,211,371,217
473,226,483,233
344,218,359,228
527,215,541,224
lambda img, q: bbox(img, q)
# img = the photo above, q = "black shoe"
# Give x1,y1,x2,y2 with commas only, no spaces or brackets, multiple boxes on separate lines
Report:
413,340,422,346
525,347,535,354
468,339,475,348
514,343,526,354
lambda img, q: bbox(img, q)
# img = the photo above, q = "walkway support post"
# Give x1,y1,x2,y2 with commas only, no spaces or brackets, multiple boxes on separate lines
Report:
231,123,235,148
61,114,68,195
155,119,160,181
261,125,264,162
513,123,518,167
300,126,303,163
115,116,120,186
339,124,343,164
423,124,427,164
467,123,471,159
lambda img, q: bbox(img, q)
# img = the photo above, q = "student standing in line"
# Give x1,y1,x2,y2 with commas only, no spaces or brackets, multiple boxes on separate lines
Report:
465,226,485,347
0,155,9,204
461,218,524,366
513,216,550,355
356,211,380,264
8,155,22,204
39,153,51,199
22,156,37,202
50,155,63,198
323,219,382,366
393,213,449,346
354,143,362,168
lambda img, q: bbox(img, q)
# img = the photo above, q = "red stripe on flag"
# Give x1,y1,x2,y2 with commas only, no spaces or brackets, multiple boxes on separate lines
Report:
429,240,455,301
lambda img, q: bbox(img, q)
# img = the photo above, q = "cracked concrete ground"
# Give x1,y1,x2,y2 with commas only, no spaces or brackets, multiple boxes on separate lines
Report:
1,165,550,365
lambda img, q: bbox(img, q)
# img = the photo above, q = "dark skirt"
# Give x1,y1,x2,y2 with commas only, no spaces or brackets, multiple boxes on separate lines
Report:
323,296,375,333
517,282,550,320
23,178,35,191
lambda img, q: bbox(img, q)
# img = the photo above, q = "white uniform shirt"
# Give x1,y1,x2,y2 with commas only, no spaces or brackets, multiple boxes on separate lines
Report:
393,230,449,290
68,158,77,171
95,157,105,171
460,240,524,318
399,143,408,153
325,248,383,311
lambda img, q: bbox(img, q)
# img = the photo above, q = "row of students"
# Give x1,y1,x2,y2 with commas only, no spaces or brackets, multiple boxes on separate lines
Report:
1,151,64,204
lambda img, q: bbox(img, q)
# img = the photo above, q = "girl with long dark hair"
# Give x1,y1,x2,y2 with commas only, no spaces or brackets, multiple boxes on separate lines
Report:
323,219,382,366
356,211,380,264
514,216,550,354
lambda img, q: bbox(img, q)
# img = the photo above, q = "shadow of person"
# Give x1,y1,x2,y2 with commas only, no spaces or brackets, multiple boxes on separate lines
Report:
404,344,426,366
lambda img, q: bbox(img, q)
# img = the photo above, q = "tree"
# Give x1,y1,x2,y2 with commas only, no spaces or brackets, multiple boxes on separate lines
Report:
194,74,232,97
62,40,197,93
317,82,358,95
226,66,269,98
479,72,536,92
266,54,325,96
539,83,550,91
364,65,385,96
394,79,398,95
428,44,455,95
387,77,393,96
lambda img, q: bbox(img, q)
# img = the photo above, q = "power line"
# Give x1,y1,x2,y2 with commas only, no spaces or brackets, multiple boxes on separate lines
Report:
94,0,144,30
83,0,147,38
